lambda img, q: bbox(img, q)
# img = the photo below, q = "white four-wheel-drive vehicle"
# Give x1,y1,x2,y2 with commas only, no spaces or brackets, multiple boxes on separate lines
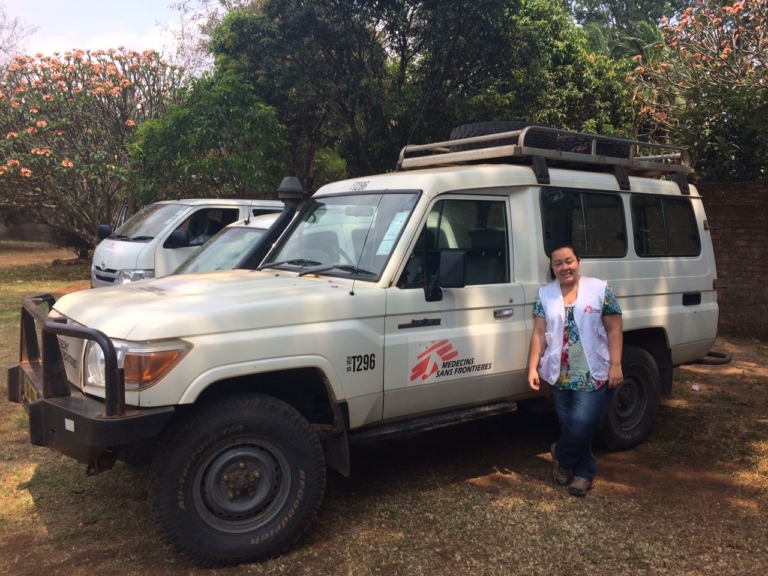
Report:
8,123,720,567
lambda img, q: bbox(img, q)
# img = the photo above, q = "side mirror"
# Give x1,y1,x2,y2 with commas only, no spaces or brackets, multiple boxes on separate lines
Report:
424,251,466,302
97,224,111,240
169,229,190,248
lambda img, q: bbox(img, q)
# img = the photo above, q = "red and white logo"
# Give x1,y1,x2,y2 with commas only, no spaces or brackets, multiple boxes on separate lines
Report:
410,339,458,382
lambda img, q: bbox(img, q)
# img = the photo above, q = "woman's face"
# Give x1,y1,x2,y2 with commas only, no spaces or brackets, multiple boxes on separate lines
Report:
551,247,580,286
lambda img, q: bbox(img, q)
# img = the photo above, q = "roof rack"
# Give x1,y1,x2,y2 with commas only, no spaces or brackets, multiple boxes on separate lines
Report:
396,126,693,194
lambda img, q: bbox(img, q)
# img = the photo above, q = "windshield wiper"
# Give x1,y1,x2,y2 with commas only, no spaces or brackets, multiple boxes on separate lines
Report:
332,265,378,276
108,234,132,241
130,235,155,241
298,264,377,277
257,258,323,271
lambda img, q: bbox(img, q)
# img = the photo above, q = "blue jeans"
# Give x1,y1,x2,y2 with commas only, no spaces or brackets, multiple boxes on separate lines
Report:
551,385,612,481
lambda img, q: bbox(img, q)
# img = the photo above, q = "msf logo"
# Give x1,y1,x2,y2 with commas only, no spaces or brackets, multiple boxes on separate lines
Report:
410,339,458,382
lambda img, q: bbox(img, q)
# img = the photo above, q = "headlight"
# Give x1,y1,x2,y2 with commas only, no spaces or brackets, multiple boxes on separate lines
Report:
84,339,190,391
117,269,155,284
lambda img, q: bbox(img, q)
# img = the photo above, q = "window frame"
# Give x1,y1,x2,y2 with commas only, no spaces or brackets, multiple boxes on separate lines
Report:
539,187,628,259
630,194,702,258
397,195,511,289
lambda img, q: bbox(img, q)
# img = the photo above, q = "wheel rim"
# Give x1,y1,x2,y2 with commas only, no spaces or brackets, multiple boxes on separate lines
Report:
192,437,291,534
612,373,647,432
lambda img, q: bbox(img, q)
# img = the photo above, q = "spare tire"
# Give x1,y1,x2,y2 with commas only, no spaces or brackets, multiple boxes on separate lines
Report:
449,121,556,152
556,136,631,159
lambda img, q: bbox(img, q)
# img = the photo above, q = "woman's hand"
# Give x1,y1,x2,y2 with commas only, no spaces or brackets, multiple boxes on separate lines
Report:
607,364,623,389
528,369,541,391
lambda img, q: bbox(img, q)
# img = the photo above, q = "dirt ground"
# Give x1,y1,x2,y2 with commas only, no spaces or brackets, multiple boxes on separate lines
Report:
0,245,766,576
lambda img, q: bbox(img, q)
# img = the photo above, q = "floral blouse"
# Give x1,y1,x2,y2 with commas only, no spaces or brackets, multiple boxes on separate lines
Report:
533,286,622,391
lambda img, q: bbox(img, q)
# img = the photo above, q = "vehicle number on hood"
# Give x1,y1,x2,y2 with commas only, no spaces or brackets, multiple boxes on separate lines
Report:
347,354,375,372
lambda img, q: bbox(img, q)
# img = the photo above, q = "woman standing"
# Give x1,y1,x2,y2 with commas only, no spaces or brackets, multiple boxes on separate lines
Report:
527,244,624,497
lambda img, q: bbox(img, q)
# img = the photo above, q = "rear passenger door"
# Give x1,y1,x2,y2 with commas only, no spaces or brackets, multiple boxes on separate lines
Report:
383,195,529,420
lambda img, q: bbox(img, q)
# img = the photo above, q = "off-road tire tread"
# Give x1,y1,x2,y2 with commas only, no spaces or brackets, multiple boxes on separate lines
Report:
598,345,661,451
149,394,326,568
449,121,557,151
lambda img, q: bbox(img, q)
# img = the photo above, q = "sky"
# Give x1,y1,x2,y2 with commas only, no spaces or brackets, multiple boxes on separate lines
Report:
4,0,181,57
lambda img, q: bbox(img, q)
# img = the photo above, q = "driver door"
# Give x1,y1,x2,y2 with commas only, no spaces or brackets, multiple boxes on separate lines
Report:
383,195,529,420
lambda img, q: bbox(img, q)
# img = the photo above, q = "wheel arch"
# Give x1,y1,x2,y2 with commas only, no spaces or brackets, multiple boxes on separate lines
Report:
184,366,351,477
623,327,673,395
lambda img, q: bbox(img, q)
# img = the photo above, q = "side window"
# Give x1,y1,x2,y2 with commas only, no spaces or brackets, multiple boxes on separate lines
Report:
172,208,240,247
398,199,509,287
631,196,701,257
541,189,626,257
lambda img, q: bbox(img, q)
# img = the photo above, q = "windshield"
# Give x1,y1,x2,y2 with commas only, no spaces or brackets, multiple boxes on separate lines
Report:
114,203,189,239
262,191,419,280
175,225,269,274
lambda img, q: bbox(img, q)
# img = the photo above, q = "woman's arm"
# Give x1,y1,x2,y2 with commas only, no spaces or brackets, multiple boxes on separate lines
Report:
603,314,624,388
527,316,547,390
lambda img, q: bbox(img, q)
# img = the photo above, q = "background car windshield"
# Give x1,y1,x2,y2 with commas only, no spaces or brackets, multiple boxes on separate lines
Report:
115,203,189,239
175,227,268,274
264,192,418,279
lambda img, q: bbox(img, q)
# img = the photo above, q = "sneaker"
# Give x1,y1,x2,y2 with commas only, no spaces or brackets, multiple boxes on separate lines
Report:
550,443,571,486
568,476,593,497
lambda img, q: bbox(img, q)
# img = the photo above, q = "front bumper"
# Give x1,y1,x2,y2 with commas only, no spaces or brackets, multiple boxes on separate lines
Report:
7,295,174,471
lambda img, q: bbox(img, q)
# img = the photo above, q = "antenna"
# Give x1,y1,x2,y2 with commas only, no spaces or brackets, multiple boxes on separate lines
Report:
349,195,385,297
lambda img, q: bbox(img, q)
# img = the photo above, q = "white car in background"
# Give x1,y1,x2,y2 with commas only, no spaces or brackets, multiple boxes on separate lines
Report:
91,199,283,287
174,212,282,275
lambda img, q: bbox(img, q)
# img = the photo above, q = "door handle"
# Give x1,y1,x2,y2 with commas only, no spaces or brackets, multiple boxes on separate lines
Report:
494,308,514,319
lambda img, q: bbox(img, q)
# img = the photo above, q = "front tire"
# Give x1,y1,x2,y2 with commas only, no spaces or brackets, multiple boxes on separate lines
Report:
149,394,326,567
597,345,661,451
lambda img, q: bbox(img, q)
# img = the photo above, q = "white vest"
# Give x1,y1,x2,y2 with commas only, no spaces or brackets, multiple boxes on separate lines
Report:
537,276,611,385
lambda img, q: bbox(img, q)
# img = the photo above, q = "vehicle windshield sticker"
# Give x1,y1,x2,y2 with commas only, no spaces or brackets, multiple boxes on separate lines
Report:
409,338,493,385
376,211,409,256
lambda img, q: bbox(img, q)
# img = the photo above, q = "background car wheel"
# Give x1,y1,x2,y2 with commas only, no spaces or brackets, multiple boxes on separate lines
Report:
597,345,661,451
149,394,326,567
449,121,557,151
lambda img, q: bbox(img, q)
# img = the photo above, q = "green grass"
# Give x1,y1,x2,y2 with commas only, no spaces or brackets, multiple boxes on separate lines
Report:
0,243,90,368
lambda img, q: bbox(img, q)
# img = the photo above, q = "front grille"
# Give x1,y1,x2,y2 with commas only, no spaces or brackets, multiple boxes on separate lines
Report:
92,267,120,286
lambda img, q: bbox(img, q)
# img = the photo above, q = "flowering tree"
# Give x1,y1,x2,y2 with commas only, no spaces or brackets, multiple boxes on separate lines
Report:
0,48,188,257
632,1,768,181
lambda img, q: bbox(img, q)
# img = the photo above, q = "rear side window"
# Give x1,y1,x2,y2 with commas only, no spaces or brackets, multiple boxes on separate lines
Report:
631,196,701,257
541,189,626,257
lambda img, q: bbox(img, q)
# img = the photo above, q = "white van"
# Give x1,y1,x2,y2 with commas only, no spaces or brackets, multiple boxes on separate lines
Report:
9,124,722,567
91,199,283,287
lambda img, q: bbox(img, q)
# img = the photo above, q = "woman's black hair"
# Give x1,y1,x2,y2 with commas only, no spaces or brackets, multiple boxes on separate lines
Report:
548,243,581,281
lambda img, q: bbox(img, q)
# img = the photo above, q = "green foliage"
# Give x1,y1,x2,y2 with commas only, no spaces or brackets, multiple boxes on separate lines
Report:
130,72,288,202
632,1,768,181
0,49,187,257
209,0,633,186
569,0,691,30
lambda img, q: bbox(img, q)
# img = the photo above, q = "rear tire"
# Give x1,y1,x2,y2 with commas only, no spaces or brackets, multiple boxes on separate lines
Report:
449,121,556,151
597,345,661,451
149,394,326,567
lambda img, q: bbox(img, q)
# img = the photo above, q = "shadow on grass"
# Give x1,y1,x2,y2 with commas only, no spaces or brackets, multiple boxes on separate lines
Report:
11,395,767,575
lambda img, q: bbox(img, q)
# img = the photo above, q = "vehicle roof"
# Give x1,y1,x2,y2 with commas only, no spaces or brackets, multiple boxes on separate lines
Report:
156,198,283,207
314,163,697,199
227,212,281,229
